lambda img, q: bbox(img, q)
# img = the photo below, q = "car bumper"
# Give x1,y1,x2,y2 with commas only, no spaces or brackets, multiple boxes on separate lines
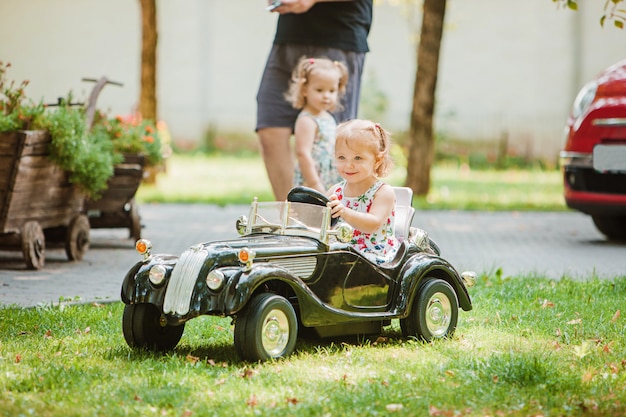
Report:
560,151,626,215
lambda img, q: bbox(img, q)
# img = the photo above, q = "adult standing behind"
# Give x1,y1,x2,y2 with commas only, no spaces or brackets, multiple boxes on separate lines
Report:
256,0,374,201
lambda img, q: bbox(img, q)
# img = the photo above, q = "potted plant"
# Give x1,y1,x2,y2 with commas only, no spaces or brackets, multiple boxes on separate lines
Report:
84,112,164,240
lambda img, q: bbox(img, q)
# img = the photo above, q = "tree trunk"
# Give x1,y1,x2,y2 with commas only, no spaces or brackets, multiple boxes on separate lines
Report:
405,0,446,196
139,0,158,121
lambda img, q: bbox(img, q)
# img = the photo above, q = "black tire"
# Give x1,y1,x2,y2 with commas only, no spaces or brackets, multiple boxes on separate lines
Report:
21,221,45,270
65,214,90,261
591,215,626,240
234,293,297,362
400,278,458,342
122,303,184,351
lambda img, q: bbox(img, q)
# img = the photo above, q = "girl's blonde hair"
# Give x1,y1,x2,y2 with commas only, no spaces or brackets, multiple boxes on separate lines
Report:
284,56,349,111
335,119,394,177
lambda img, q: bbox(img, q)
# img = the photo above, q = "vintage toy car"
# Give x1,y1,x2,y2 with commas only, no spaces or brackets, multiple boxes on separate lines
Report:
560,58,626,240
121,187,475,362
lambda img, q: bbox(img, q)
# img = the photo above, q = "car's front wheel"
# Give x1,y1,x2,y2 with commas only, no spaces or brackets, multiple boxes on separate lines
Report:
591,215,626,240
122,303,184,351
400,278,458,341
234,293,297,362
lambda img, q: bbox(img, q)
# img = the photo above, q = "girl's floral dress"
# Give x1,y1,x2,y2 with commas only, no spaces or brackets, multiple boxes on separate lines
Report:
293,111,342,189
332,180,399,264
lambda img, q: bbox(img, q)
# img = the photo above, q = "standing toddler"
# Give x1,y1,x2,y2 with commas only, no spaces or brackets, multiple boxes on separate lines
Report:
284,56,348,193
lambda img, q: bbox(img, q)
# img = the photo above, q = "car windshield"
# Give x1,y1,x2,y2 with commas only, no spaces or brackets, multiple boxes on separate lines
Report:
245,201,331,240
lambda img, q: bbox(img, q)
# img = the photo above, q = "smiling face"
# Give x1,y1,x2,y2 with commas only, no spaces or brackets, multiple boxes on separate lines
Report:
334,137,380,191
302,68,341,115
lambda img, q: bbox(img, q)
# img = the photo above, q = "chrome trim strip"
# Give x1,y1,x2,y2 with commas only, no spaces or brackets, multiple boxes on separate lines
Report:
559,151,592,168
163,245,207,315
592,118,626,127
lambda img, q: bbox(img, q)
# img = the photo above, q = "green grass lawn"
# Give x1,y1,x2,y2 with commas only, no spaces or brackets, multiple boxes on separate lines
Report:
1,275,624,416
137,154,566,211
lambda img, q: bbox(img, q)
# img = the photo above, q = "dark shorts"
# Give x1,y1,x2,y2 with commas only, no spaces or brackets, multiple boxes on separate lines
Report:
256,44,366,132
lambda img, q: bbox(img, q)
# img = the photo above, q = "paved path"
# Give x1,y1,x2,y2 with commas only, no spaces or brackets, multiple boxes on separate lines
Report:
1,204,624,307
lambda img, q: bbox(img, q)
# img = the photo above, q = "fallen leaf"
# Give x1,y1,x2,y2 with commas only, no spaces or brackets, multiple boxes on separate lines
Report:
611,310,620,323
241,368,257,379
541,299,555,308
286,397,299,405
15,354,21,363
567,318,582,325
215,378,225,385
386,403,403,412
186,355,200,365
246,394,258,407
573,341,592,359
555,328,561,337
582,370,595,383
44,330,53,339
180,410,193,417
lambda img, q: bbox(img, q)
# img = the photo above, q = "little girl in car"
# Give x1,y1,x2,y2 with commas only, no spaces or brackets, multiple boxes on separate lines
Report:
327,119,399,264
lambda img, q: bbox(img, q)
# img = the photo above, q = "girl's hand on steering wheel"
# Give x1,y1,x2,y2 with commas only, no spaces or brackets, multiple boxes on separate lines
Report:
327,194,345,219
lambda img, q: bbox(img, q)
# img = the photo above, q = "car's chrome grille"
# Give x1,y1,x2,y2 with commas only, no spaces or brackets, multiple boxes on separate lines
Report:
163,245,208,315
269,256,317,279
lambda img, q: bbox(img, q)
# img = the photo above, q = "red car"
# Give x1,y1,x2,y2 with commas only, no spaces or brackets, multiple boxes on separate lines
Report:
560,59,626,240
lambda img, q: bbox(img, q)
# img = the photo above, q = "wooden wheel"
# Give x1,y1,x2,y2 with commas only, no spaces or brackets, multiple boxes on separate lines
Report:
65,214,90,261
21,221,45,270
129,200,142,241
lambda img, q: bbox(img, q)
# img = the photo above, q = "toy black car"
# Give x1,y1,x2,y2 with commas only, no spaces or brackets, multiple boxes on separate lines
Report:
121,187,475,362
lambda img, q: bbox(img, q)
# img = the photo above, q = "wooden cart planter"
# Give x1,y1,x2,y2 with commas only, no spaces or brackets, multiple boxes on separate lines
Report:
84,153,144,241
0,130,90,270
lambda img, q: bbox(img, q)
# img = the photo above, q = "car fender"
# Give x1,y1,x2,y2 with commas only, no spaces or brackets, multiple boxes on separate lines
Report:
222,262,310,315
120,261,144,304
121,254,179,305
396,253,473,313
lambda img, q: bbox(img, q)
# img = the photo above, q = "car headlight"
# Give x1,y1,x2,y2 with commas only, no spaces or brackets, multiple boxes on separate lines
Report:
571,80,598,119
149,264,167,286
206,269,225,291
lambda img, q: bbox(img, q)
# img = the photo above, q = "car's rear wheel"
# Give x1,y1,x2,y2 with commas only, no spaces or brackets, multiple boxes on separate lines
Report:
122,303,184,351
234,293,297,362
400,278,458,341
591,215,626,240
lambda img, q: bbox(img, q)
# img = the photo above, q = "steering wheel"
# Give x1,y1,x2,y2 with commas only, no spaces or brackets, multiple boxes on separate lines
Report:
287,186,338,227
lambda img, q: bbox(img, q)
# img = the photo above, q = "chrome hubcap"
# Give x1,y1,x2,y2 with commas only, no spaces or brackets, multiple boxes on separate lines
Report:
261,308,289,356
426,292,452,337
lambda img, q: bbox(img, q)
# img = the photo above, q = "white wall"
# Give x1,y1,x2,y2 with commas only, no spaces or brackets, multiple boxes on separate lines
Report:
2,0,626,159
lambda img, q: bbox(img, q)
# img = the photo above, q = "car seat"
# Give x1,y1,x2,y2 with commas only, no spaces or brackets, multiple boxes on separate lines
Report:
393,186,415,241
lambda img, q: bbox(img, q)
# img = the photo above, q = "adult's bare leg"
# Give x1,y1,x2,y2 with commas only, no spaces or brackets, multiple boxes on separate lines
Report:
258,127,294,201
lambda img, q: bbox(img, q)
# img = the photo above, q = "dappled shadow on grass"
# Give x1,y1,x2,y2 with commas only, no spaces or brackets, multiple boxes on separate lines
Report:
106,326,414,366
